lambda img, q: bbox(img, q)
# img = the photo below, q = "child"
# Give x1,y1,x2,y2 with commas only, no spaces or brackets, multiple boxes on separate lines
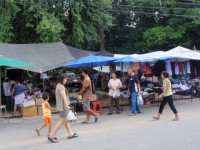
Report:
36,92,52,136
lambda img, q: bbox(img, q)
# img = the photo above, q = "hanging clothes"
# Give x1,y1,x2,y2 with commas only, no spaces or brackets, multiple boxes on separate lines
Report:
165,60,172,76
146,63,151,74
177,62,183,73
153,60,166,77
182,62,187,75
170,62,175,75
132,62,139,73
142,63,148,74
187,61,191,74
175,62,179,75
139,63,143,72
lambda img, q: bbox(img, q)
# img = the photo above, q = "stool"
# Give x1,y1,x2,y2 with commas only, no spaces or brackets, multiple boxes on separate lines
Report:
91,101,103,115
0,105,9,123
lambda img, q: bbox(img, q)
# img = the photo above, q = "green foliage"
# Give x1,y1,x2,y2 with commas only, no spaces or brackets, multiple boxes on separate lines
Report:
64,0,114,50
36,14,65,42
0,0,199,53
143,26,183,49
0,14,14,42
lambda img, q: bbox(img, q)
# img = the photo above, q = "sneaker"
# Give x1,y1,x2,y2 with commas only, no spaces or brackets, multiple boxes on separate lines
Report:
128,113,135,116
108,113,113,115
116,112,121,114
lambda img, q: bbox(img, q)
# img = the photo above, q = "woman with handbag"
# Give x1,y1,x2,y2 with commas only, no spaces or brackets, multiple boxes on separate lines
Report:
48,74,78,143
108,72,122,115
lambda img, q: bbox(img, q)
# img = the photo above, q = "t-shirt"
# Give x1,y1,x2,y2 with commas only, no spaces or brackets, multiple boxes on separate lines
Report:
163,79,173,97
108,79,122,96
55,83,69,112
14,84,26,96
127,74,139,93
3,82,11,96
82,76,93,101
42,101,51,118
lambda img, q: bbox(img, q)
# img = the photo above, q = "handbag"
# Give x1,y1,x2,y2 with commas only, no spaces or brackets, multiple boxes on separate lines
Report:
67,110,77,122
137,94,144,105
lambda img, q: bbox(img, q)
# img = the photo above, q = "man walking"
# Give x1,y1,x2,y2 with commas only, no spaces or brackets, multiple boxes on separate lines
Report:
127,68,142,116
79,70,98,124
3,78,13,111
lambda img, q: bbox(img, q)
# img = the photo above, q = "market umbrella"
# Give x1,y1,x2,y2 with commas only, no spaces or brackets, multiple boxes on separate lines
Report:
0,55,34,105
64,56,117,68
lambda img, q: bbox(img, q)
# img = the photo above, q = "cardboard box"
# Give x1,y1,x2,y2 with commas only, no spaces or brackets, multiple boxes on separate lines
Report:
23,106,37,117
23,99,35,108
31,95,36,100
37,106,43,116
35,98,43,106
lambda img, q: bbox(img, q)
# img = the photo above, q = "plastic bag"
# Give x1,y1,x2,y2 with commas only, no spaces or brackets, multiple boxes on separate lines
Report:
137,95,144,105
113,90,120,99
67,110,77,122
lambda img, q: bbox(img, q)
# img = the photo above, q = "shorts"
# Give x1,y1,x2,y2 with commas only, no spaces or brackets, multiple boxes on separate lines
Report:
82,100,90,111
14,93,25,105
59,111,68,118
44,117,52,126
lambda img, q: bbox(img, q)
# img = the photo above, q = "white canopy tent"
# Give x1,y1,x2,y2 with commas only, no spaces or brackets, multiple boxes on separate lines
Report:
114,46,200,62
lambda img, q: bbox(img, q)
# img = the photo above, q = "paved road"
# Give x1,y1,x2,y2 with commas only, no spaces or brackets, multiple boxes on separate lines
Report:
0,99,200,150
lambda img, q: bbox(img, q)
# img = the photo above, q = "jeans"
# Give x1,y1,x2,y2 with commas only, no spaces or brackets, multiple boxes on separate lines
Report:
159,95,178,114
131,92,141,113
5,96,14,111
109,96,120,113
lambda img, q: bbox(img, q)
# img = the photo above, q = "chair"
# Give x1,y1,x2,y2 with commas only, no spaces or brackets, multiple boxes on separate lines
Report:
0,105,10,123
91,101,103,115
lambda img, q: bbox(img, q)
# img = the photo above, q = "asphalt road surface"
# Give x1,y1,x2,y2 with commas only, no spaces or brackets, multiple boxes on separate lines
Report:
0,99,200,150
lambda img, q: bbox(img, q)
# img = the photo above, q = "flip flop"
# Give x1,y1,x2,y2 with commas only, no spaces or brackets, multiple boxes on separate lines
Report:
95,117,98,123
36,129,40,136
81,121,90,124
172,118,179,121
68,133,79,139
48,137,59,143
153,117,160,120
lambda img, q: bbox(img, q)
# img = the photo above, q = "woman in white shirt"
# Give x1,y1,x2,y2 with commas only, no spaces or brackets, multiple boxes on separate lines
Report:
108,72,122,115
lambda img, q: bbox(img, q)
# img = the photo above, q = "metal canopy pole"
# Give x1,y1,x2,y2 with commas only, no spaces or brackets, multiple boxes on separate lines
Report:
0,67,2,105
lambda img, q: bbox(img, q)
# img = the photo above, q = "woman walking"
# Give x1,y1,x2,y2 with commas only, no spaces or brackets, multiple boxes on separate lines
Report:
48,75,78,143
153,71,179,121
108,72,122,115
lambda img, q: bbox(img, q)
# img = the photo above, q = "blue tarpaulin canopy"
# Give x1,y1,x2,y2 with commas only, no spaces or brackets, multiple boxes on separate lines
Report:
64,56,117,68
114,54,157,63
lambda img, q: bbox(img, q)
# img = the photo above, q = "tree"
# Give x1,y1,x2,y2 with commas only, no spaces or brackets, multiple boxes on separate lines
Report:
63,0,114,50
106,0,200,53
36,14,65,42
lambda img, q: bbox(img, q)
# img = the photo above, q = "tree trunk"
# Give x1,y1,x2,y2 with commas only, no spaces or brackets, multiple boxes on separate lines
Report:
99,28,105,51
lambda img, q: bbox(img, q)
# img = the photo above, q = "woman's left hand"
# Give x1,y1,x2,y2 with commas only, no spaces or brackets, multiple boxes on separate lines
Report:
158,95,163,100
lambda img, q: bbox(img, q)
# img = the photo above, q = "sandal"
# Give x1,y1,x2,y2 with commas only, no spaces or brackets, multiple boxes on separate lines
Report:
81,121,90,124
68,133,79,139
48,137,59,143
172,118,179,121
153,117,160,120
95,117,98,123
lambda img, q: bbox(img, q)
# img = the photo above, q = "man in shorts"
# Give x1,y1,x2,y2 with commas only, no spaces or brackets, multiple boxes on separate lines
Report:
79,70,98,124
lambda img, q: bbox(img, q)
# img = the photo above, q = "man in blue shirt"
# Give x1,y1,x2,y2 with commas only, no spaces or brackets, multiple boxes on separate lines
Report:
12,80,27,116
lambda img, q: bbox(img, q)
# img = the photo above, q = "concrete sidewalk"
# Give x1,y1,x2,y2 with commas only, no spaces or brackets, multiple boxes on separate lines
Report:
0,99,200,150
